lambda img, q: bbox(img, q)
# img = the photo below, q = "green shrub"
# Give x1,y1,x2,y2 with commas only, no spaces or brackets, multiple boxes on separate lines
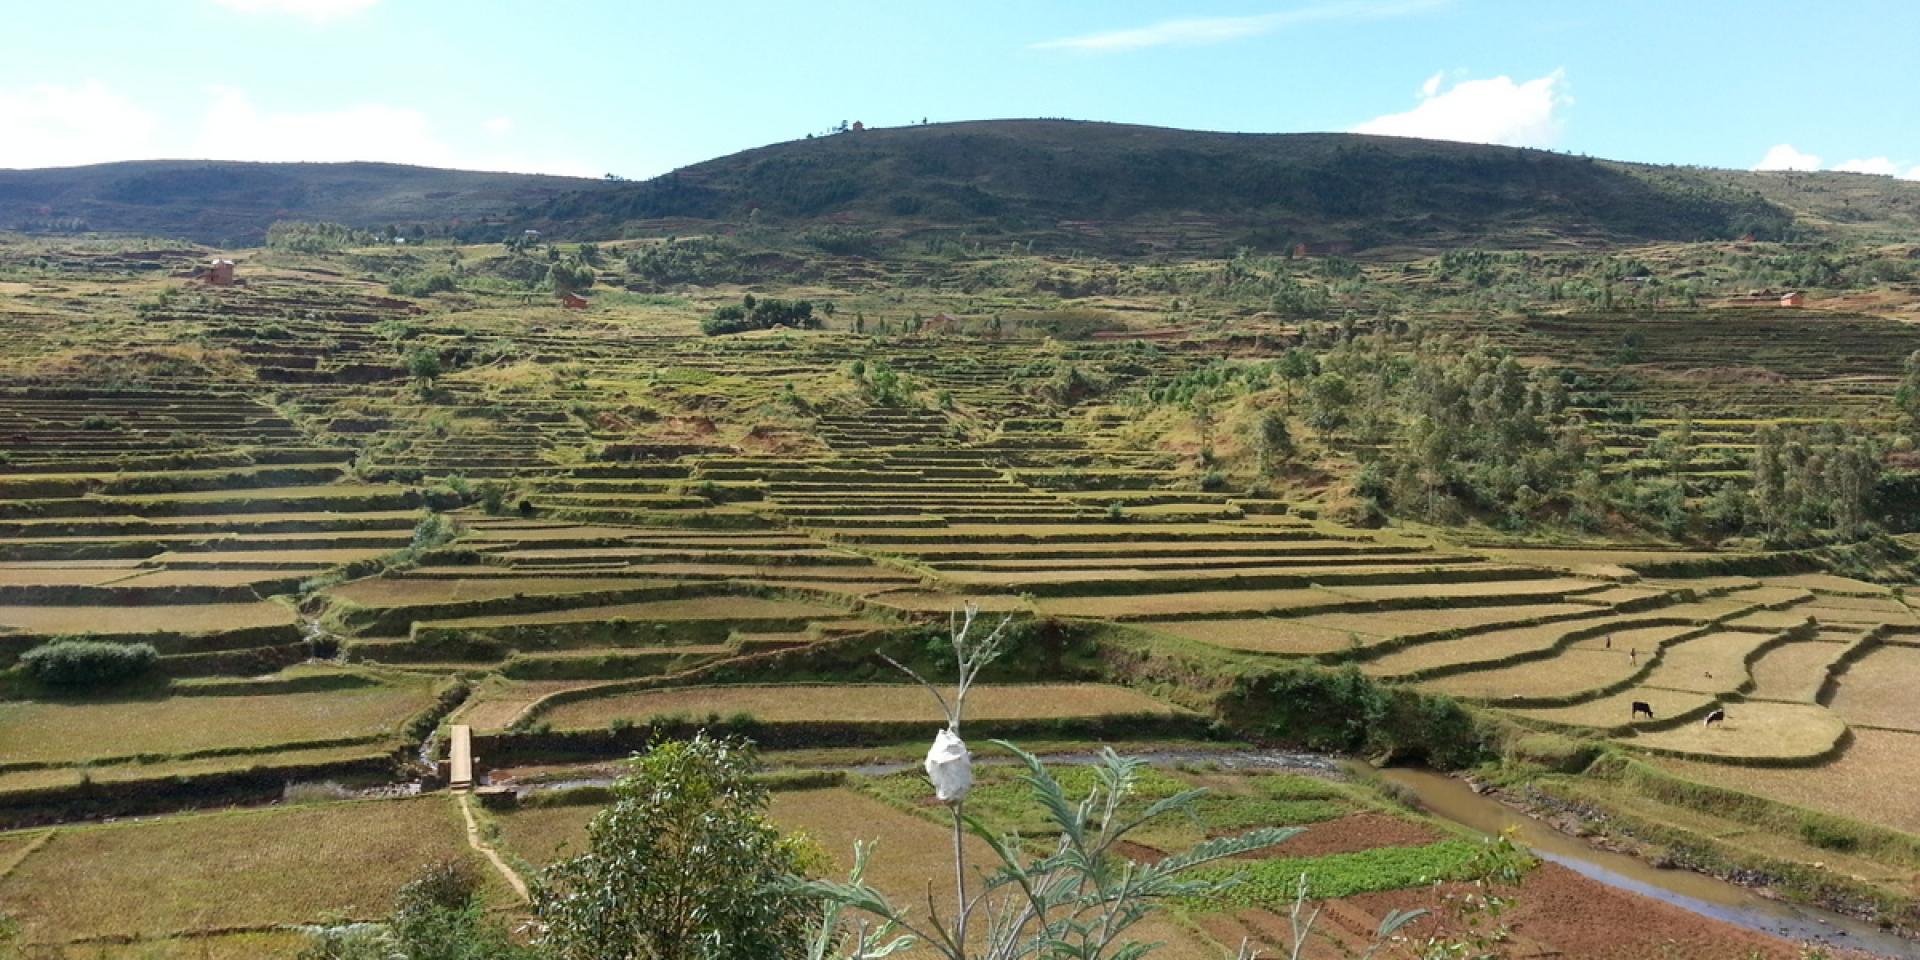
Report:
1800,819,1862,853
19,639,158,688
1507,732,1601,773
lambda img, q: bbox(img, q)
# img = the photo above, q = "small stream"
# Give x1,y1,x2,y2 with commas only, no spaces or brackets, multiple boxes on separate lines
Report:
1375,768,1919,959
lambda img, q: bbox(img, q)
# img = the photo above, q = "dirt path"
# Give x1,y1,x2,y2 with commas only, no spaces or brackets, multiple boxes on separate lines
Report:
456,793,529,902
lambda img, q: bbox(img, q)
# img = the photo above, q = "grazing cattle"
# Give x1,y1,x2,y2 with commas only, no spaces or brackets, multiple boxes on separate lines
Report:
1631,701,1655,720
1704,708,1726,729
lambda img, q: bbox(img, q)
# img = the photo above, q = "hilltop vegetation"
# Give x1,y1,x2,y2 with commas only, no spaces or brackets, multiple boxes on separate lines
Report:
523,120,1920,255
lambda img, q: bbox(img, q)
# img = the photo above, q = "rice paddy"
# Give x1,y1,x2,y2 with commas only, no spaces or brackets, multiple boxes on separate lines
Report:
2,237,1918,955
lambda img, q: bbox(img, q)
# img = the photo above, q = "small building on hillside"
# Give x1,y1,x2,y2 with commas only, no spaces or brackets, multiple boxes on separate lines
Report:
1724,289,1806,308
559,291,590,310
919,312,962,335
204,259,235,286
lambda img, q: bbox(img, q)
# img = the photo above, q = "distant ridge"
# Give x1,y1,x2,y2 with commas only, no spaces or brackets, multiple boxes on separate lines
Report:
0,159,614,246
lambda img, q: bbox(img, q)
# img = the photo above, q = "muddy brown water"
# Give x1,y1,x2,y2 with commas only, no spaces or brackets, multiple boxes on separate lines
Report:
1376,767,1920,959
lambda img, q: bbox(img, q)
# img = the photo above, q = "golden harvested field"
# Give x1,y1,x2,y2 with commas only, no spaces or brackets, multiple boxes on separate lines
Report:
0,829,46,876
1035,587,1345,619
1624,702,1847,762
1745,637,1850,702
1146,618,1374,655
0,797,476,943
1361,618,1682,678
71,932,314,959
491,802,599,866
0,567,139,587
328,575,670,607
1513,686,1714,731
1722,608,1815,631
427,595,845,628
1324,576,1600,601
0,678,434,765
1655,728,1920,835
1639,630,1778,694
1826,643,1920,731
540,683,1180,730
1288,602,1598,637
454,678,624,732
150,547,394,566
1797,603,1912,625
0,599,295,635
1762,573,1892,595
1421,649,1642,701
0,743,394,795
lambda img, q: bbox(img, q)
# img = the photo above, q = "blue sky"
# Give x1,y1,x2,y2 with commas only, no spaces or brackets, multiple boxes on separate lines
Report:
4,0,1917,179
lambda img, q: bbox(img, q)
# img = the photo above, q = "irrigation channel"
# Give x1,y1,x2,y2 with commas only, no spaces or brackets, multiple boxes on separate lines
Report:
503,747,1916,956
1375,767,1920,959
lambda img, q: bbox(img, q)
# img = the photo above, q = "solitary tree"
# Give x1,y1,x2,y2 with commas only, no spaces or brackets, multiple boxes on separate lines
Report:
533,735,815,960
1255,409,1295,477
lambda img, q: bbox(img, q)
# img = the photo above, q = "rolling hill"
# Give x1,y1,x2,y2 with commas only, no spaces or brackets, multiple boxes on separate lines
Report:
0,160,616,246
524,119,1920,255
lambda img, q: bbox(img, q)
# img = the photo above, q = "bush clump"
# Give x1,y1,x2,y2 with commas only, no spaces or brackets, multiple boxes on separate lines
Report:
19,639,159,688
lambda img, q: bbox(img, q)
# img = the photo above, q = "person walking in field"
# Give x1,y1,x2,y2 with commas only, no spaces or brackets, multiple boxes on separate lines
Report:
1629,647,1638,666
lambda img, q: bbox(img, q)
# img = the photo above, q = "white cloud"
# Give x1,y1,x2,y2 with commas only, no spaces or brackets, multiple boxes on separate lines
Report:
1352,69,1569,148
209,0,380,22
195,87,450,165
1831,156,1900,176
194,89,596,175
1754,143,1822,171
1909,166,1920,182
0,81,160,169
1033,0,1444,53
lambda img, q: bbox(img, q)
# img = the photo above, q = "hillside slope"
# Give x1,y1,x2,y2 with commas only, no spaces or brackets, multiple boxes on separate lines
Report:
522,120,1798,254
0,160,615,245
527,120,1920,255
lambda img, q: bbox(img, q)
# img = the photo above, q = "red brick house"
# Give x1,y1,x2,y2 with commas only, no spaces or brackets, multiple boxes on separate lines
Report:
559,292,589,309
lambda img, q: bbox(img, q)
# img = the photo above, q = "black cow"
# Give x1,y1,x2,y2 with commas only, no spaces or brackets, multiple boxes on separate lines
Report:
1703,708,1727,729
1631,701,1655,720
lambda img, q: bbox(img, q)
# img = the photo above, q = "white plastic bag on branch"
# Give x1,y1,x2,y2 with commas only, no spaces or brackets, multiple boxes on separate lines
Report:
924,727,972,804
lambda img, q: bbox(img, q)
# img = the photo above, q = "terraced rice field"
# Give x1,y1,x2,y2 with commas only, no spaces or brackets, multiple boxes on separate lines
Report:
538,682,1183,729
0,672,436,765
1825,643,1920,732
0,798,477,944
3,247,1918,954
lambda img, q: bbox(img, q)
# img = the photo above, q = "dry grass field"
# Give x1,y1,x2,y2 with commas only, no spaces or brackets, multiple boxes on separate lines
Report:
540,683,1182,730
0,675,434,765
1656,728,1920,835
1825,643,1920,732
1625,701,1848,762
0,797,475,943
